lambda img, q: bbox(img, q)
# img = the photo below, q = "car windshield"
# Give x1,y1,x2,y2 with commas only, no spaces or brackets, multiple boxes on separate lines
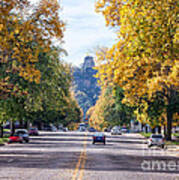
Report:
152,135,163,138
94,133,104,137
30,128,37,130
17,131,26,134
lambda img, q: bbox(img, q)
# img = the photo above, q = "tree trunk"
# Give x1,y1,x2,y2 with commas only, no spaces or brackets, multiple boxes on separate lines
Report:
10,120,15,136
158,126,161,134
0,123,3,138
24,120,30,130
166,108,172,141
163,125,167,139
152,128,156,134
145,126,148,133
19,119,23,128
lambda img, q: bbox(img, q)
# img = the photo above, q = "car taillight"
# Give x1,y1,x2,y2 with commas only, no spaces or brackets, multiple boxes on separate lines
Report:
93,137,96,139
150,138,152,141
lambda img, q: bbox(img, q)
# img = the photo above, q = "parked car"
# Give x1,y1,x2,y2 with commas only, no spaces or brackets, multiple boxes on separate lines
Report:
121,127,129,133
148,134,165,148
43,125,57,132
43,126,52,131
58,127,68,132
8,134,23,144
29,127,39,136
104,128,111,132
78,126,86,132
15,129,29,143
111,128,122,135
92,132,106,145
88,127,97,132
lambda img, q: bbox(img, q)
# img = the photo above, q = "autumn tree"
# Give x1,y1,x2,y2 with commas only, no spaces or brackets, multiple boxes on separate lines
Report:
95,0,179,140
0,0,83,135
0,0,64,99
88,86,134,131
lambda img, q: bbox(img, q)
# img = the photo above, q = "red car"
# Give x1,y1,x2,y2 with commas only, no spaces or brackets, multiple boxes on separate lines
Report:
8,134,23,144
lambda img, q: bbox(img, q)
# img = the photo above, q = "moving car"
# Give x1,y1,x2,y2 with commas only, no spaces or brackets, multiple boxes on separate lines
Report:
148,134,165,148
8,134,23,144
15,129,29,143
92,132,106,145
111,128,122,135
29,127,39,136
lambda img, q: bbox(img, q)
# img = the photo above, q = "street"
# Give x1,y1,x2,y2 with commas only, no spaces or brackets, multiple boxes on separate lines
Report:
0,132,178,180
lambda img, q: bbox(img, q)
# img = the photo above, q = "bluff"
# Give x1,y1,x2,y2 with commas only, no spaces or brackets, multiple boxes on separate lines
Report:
73,56,100,118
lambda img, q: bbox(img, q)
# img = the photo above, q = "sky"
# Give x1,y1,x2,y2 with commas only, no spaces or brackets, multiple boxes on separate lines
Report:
60,0,116,66
31,0,116,66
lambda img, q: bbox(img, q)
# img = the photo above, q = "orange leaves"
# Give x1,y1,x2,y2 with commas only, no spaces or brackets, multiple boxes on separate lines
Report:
0,0,65,99
95,0,178,104
19,65,41,84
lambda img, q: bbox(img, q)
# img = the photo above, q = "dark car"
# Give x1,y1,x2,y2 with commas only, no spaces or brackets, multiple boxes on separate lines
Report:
93,132,106,145
29,127,39,136
88,127,97,132
15,129,29,143
8,134,23,144
104,128,111,132
43,126,52,131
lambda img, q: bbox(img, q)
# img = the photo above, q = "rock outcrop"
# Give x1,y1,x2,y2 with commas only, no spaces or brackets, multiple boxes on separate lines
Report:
73,56,100,118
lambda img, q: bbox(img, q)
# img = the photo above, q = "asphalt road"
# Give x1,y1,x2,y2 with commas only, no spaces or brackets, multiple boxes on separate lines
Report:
0,131,178,180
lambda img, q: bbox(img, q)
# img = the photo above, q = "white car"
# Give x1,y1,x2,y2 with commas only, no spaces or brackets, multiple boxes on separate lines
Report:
148,134,165,148
111,128,122,135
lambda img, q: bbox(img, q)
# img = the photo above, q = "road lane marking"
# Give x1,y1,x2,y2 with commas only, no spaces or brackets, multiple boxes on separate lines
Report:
72,151,84,180
79,151,86,180
72,133,87,180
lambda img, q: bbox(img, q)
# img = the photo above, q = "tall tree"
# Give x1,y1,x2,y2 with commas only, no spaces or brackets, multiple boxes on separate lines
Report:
0,0,64,99
95,0,179,140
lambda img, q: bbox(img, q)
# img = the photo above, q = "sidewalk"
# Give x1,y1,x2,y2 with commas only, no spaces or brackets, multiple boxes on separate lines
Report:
167,145,179,157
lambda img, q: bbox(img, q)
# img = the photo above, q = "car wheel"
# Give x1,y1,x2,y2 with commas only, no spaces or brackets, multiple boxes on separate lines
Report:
25,140,29,143
161,145,165,149
20,140,23,143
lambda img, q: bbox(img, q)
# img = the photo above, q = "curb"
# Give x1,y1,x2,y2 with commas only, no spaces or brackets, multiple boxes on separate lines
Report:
167,145,179,151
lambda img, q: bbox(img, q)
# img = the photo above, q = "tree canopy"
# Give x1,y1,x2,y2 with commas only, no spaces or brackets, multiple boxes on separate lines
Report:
95,0,179,139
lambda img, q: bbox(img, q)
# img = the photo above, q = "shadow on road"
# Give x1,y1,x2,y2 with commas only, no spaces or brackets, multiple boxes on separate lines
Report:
0,133,178,175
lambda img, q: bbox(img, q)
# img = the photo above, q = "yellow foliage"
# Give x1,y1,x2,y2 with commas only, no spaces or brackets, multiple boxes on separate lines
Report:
95,0,178,127
0,0,64,98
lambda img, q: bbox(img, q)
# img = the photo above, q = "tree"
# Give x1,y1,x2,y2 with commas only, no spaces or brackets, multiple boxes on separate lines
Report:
95,0,178,140
0,0,64,99
88,86,134,130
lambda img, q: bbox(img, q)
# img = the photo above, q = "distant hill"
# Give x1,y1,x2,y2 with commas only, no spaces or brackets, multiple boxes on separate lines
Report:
73,56,100,118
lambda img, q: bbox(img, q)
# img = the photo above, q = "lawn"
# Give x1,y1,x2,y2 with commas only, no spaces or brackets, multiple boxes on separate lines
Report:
140,132,179,145
140,132,152,138
173,133,179,137
0,137,9,145
165,141,179,145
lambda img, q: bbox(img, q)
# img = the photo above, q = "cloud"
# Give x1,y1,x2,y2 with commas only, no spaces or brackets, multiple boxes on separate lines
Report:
60,0,116,66
30,0,116,66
